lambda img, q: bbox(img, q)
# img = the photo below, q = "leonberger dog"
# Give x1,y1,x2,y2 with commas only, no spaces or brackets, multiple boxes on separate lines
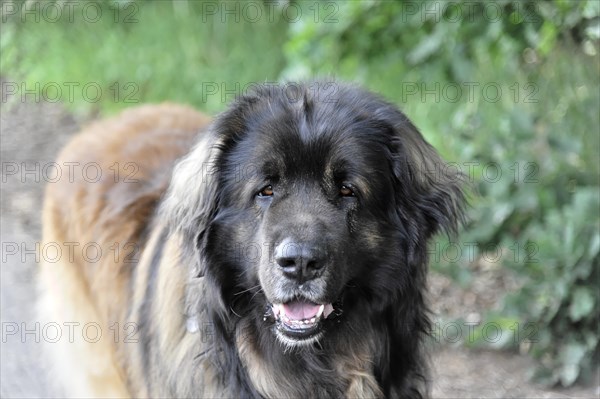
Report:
39,82,465,398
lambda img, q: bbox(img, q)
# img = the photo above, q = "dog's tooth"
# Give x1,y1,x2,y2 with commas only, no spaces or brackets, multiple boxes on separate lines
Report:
279,304,286,317
310,317,316,324
316,304,325,318
323,304,334,318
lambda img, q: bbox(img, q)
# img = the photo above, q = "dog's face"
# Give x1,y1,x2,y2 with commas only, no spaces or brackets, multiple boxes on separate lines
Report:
165,82,463,349
218,104,400,345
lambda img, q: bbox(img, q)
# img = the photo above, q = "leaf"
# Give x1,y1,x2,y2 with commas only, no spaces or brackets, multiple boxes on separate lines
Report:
569,288,595,321
583,0,600,18
559,342,587,367
589,232,600,259
557,343,587,386
406,25,445,65
559,363,580,387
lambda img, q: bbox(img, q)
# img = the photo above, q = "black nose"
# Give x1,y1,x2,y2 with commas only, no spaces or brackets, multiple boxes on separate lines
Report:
274,240,326,283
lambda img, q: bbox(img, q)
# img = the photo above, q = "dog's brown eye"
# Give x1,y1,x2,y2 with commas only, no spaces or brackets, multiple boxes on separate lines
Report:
340,185,355,197
258,185,274,197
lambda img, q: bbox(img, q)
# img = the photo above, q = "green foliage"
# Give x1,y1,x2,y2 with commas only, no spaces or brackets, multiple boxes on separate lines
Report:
2,0,599,387
1,0,289,114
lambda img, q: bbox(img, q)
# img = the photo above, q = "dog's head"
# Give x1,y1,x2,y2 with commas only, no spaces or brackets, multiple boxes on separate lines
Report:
163,82,465,348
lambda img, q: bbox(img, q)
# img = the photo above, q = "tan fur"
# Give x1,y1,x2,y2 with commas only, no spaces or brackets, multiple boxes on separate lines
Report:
235,319,382,398
338,349,383,398
39,104,210,397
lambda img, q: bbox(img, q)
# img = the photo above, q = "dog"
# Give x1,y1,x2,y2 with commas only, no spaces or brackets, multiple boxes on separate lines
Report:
39,81,465,398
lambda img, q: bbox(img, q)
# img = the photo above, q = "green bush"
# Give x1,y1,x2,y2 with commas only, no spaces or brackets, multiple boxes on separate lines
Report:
2,0,598,387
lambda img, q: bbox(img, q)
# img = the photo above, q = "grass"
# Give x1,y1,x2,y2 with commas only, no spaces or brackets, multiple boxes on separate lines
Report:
1,1,289,114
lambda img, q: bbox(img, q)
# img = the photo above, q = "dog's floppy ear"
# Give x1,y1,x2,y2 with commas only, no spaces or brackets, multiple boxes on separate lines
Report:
382,106,466,244
160,128,224,277
160,95,259,277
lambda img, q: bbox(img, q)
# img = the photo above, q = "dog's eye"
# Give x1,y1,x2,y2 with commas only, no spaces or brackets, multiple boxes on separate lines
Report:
340,185,355,197
257,185,274,197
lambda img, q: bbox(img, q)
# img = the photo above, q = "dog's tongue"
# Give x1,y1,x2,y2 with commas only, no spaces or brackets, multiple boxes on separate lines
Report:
283,300,320,320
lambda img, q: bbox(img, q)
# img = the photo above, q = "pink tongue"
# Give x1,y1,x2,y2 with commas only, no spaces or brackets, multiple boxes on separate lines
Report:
283,301,320,320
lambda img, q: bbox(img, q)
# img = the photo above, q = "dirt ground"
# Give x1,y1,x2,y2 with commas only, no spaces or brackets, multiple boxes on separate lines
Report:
1,95,598,398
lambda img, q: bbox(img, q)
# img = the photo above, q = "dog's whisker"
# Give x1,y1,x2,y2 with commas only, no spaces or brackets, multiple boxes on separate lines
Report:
248,288,264,302
233,285,261,296
230,306,242,318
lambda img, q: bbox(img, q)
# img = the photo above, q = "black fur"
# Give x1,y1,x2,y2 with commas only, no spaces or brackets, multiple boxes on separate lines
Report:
167,81,465,398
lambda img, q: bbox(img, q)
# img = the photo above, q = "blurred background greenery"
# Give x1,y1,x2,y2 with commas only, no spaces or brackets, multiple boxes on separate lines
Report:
1,0,598,388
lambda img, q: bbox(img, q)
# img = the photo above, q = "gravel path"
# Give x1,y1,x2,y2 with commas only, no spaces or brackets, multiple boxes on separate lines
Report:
1,98,78,398
1,95,597,398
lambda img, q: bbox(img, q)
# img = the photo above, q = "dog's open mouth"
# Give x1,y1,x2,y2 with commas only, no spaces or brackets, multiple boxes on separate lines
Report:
269,299,336,343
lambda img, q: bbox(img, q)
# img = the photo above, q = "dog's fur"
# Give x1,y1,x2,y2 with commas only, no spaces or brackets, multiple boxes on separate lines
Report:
39,82,465,398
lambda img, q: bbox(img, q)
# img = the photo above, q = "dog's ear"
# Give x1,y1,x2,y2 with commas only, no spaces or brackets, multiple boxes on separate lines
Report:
380,106,467,252
160,128,224,277
374,105,466,396
160,95,259,277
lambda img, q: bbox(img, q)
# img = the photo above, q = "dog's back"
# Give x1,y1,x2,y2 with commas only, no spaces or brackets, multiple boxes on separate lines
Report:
39,104,209,397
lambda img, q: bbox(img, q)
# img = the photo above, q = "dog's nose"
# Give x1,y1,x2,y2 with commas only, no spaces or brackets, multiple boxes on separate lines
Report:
274,241,326,283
